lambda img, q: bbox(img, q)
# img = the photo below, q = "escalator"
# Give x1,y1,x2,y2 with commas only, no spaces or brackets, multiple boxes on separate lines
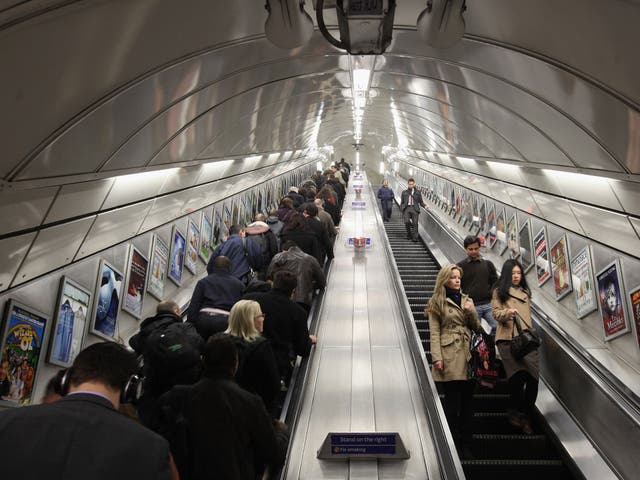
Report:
380,205,577,479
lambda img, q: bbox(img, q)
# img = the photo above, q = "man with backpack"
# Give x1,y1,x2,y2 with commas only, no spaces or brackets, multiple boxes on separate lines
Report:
207,224,263,285
129,301,203,427
245,214,278,280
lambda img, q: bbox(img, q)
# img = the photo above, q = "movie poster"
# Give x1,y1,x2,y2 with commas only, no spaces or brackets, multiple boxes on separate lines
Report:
550,235,573,300
48,277,91,368
495,208,507,255
199,213,213,263
223,202,232,229
459,191,467,224
486,206,496,248
455,190,461,218
91,260,123,340
570,246,597,318
470,195,480,232
518,219,534,273
147,234,168,301
0,300,48,406
596,259,630,341
507,213,519,259
629,286,640,351
212,207,225,249
168,226,186,286
185,219,200,275
123,245,148,319
534,227,551,286
478,201,487,238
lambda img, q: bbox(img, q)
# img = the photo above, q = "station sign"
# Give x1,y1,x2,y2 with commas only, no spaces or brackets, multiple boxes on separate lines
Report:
351,201,366,209
352,184,364,190
347,237,371,247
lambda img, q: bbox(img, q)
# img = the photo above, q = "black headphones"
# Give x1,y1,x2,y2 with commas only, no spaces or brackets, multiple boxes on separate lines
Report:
58,368,143,405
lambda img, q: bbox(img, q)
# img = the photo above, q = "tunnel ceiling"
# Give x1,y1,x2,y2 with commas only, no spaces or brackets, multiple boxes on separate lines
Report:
0,0,639,256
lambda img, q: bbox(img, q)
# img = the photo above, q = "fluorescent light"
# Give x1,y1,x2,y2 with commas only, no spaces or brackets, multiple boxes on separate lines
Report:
353,69,371,91
379,161,385,174
354,97,366,109
316,161,323,171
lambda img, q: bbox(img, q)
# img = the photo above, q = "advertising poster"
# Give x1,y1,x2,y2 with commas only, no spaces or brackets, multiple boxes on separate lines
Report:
257,189,264,216
123,245,148,319
596,259,630,341
168,226,186,286
570,246,597,318
477,201,487,238
91,260,123,341
48,277,90,368
495,208,507,255
464,194,473,226
185,219,200,275
470,195,479,232
487,206,496,248
212,207,225,249
199,213,213,263
449,186,455,214
518,219,534,273
534,227,551,286
629,286,640,351
459,191,467,224
0,300,48,406
550,235,573,300
455,191,461,218
147,234,168,301
231,199,240,226
507,213,520,259
223,202,232,229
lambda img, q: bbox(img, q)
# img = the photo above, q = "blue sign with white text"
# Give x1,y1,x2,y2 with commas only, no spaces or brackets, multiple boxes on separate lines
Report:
330,434,396,456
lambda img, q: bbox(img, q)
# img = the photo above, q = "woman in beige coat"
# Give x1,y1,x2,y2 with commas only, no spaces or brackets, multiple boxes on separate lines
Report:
427,264,482,453
492,259,539,434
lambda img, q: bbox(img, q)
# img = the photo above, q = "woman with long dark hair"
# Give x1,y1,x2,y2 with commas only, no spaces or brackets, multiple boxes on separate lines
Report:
427,264,482,455
491,259,539,434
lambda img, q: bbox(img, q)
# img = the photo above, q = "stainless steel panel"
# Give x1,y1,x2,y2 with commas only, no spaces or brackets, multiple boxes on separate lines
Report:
0,232,37,292
609,178,640,217
529,192,585,234
101,170,170,210
44,179,114,223
569,202,640,258
159,166,202,194
0,187,57,236
12,217,95,286
76,200,154,259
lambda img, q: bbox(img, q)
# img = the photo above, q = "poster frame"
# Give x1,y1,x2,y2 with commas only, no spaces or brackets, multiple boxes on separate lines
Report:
628,284,640,351
570,246,598,319
122,245,149,320
90,259,123,341
596,259,630,342
518,219,534,274
495,208,507,255
146,234,168,302
506,213,520,259
185,219,200,275
47,276,91,368
550,234,573,301
199,212,213,264
168,226,186,287
533,226,552,287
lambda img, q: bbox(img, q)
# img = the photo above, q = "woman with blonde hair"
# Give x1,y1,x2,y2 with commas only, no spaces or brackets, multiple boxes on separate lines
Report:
225,300,280,414
427,264,482,456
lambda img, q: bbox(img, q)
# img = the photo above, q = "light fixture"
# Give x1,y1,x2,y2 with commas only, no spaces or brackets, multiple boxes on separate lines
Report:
316,0,396,54
352,69,371,91
265,0,314,49
417,0,467,48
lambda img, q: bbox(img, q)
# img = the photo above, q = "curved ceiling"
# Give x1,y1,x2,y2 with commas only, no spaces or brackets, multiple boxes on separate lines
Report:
0,0,639,285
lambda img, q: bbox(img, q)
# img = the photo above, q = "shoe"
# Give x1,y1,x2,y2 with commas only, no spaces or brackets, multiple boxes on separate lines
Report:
508,412,523,429
521,418,533,435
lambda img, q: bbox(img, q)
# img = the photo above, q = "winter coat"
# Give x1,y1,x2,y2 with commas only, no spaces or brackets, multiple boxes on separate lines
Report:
129,313,202,356
266,215,284,243
245,221,278,267
267,246,326,306
207,234,262,281
377,186,395,201
187,267,245,322
400,187,425,213
427,294,481,382
491,286,533,342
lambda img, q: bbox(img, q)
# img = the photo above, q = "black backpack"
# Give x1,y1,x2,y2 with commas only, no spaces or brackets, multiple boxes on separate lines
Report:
144,323,202,395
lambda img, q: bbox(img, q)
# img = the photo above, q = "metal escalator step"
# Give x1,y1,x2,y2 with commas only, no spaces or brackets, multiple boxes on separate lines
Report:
470,434,557,460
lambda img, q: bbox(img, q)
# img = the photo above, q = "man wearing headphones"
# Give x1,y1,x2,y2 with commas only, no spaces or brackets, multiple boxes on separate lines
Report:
0,342,172,480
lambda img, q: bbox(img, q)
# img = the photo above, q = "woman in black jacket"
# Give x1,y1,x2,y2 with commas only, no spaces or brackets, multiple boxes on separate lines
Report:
280,212,320,260
225,300,280,414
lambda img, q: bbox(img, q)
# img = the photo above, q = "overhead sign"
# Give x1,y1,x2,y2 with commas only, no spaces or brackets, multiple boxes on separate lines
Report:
317,432,409,460
352,184,364,189
347,237,371,247
351,201,366,209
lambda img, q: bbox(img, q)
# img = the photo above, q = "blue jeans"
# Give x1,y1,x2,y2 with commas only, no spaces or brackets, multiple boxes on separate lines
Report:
475,302,497,335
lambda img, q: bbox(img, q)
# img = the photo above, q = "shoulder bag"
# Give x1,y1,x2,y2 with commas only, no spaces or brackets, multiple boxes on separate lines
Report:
510,312,541,360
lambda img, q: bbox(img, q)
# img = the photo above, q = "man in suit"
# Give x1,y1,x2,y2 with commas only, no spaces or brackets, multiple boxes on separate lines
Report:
400,177,426,242
0,342,172,480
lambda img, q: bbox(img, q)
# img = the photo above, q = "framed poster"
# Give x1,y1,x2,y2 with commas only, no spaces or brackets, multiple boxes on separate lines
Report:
122,245,149,319
507,213,520,259
91,259,123,341
495,208,507,255
48,277,91,368
629,286,640,351
147,234,168,301
534,227,551,286
518,219,534,273
486,206,497,248
212,207,224,249
470,195,479,232
570,246,598,318
168,226,186,286
199,213,213,263
1,299,49,406
454,190,461,219
550,235,573,300
477,201,487,238
185,219,200,275
596,259,630,341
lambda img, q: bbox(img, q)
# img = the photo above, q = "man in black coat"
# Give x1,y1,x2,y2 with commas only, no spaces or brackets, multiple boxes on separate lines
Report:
244,270,317,382
159,334,287,480
0,342,172,480
302,202,334,265
400,177,426,242
187,256,245,340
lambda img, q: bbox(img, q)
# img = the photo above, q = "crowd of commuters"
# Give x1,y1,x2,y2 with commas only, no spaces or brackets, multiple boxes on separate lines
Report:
0,161,350,480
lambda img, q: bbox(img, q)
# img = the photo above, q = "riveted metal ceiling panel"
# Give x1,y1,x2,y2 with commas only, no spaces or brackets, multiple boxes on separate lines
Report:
44,179,114,224
0,187,58,236
0,232,37,292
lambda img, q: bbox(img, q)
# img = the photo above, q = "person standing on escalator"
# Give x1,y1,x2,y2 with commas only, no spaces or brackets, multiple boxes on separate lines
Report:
491,259,539,435
377,179,394,222
400,178,425,242
427,264,482,456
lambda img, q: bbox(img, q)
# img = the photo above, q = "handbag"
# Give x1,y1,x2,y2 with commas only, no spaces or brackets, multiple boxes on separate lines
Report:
468,331,499,388
510,312,541,360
